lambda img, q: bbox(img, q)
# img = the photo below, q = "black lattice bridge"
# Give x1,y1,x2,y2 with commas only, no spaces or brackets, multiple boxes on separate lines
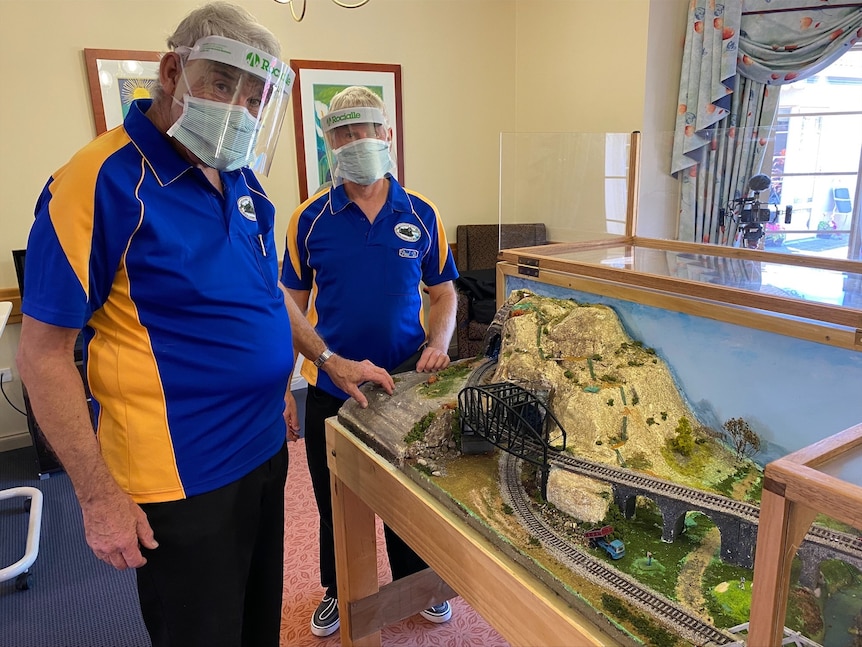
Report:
458,382,567,498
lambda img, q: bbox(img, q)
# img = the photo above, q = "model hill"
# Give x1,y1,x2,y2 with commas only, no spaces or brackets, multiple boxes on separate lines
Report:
491,290,746,495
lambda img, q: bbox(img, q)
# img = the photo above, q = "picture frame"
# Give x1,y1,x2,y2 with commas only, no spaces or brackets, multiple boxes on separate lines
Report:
84,49,162,135
289,59,404,201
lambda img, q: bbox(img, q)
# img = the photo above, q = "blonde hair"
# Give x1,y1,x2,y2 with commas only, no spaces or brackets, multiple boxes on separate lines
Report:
328,86,388,124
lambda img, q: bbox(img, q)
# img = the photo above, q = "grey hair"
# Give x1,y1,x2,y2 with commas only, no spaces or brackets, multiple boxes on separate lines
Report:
167,1,280,57
151,2,281,103
328,86,388,120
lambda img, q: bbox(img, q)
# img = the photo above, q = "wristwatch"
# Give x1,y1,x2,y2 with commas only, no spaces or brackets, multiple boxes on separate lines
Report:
313,348,334,369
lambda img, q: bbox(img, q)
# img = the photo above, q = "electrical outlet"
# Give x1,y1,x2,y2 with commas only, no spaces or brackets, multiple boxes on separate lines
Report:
0,367,13,384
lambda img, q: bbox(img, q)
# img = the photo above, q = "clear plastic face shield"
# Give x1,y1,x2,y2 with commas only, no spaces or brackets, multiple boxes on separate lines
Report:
322,106,396,187
166,36,294,175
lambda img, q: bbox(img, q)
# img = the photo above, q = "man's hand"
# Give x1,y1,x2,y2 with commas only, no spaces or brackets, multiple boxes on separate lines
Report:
415,345,451,373
323,355,394,408
17,315,157,571
80,490,158,570
284,388,301,442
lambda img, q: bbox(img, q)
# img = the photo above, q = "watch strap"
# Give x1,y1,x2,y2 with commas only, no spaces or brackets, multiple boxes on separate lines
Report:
313,348,334,368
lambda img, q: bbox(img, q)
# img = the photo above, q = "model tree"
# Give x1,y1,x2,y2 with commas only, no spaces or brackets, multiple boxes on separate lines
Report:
669,416,695,456
723,417,762,461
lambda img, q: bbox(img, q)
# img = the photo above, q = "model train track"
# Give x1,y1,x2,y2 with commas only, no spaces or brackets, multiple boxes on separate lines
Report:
501,452,735,646
804,525,862,559
534,441,760,521
467,360,862,561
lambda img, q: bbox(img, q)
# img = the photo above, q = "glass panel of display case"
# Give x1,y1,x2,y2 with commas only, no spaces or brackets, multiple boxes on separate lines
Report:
753,508,862,646
510,243,862,312
498,132,635,245
748,425,862,645
817,450,862,487
498,125,860,264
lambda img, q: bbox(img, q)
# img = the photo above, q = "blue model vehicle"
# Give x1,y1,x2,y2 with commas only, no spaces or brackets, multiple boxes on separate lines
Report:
593,537,626,560
583,525,626,559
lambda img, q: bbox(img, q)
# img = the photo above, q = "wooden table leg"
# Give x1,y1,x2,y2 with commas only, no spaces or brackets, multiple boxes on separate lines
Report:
329,449,381,647
748,480,817,646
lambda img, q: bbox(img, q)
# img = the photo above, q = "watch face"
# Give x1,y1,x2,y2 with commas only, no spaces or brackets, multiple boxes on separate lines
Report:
314,349,332,367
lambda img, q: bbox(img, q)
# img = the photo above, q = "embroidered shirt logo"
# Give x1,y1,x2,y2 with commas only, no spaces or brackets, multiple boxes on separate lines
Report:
238,196,257,221
394,223,421,242
399,248,419,259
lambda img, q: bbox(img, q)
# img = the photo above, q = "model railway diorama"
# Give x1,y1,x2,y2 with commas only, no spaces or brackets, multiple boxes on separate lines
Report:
337,290,862,647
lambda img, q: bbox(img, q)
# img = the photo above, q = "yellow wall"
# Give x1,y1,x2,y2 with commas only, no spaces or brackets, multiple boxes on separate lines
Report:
0,0,679,444
514,0,648,132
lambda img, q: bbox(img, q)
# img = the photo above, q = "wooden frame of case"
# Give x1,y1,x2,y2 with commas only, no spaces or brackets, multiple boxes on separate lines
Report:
748,423,862,645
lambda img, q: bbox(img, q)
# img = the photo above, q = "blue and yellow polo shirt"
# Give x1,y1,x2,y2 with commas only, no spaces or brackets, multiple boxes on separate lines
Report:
281,178,458,399
23,99,293,503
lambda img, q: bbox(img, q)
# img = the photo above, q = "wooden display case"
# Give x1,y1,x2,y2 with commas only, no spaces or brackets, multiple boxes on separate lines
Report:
324,236,862,644
498,237,862,350
748,423,862,646
472,128,862,644
491,238,862,644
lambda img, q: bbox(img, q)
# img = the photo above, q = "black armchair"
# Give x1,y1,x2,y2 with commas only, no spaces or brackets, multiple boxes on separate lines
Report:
454,223,547,359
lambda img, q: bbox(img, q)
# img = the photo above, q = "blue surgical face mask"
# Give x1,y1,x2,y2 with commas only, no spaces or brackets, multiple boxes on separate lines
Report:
167,95,260,172
331,138,394,185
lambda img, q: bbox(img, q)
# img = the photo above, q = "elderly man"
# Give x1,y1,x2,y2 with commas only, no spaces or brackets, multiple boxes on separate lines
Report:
16,4,392,646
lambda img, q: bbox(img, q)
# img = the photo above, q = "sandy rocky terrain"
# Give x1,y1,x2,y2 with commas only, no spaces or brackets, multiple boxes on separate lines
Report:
349,289,746,513
487,290,741,520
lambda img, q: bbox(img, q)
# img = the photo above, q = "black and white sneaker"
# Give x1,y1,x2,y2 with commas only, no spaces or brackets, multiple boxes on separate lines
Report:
310,595,340,637
419,600,453,624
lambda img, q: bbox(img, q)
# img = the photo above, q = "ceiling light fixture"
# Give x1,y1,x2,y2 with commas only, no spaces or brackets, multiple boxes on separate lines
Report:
273,0,371,23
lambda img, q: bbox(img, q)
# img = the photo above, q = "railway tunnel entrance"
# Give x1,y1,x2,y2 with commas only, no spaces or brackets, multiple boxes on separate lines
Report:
458,381,567,499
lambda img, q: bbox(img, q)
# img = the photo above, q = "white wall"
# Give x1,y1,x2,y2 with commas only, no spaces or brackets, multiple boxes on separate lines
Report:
0,0,687,444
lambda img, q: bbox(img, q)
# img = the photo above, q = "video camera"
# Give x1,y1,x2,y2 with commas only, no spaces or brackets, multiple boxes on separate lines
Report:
719,174,792,248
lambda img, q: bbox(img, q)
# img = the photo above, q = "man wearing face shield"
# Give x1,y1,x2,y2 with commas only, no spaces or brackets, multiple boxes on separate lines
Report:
16,4,393,646
281,86,459,637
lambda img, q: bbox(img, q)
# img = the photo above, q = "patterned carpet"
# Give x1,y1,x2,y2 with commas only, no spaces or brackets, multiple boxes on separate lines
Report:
281,437,509,647
1,433,508,646
0,448,148,647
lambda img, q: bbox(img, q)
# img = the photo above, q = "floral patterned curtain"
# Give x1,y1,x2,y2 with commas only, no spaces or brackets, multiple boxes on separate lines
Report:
672,0,862,244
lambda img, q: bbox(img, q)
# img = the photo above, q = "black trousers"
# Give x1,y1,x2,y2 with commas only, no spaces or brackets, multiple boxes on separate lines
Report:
305,385,428,598
136,444,288,647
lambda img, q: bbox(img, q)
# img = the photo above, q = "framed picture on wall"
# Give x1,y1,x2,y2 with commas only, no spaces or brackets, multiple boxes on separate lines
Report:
84,49,162,135
290,59,404,201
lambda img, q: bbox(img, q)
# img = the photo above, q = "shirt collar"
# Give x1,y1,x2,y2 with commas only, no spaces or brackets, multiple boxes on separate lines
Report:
124,99,196,186
328,175,412,216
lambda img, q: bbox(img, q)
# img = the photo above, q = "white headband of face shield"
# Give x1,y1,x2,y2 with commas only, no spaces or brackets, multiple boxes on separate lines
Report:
182,35,295,96
322,107,388,132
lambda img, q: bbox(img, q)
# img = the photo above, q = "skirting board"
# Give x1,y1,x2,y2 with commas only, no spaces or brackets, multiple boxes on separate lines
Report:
0,430,32,453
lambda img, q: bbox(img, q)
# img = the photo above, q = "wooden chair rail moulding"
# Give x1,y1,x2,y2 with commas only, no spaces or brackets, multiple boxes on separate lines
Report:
0,288,21,325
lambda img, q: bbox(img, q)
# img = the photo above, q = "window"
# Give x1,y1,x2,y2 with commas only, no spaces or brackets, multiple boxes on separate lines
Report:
768,44,862,260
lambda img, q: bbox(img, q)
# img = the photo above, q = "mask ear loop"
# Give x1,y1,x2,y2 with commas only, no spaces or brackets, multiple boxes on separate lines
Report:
165,48,195,137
